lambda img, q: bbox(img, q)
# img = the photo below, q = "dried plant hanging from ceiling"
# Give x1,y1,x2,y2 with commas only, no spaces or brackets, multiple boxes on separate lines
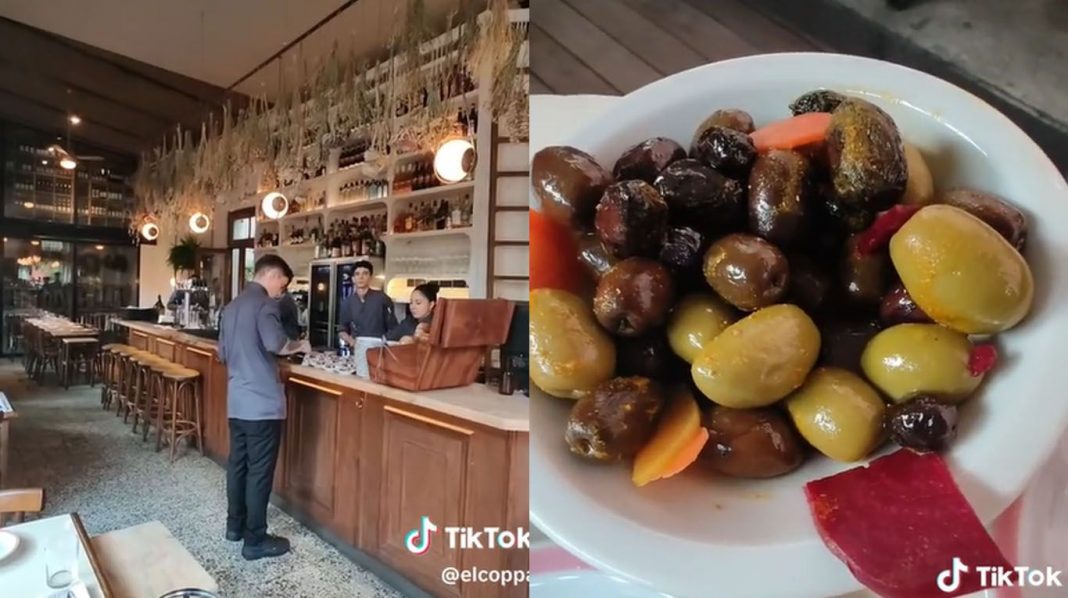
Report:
131,0,528,235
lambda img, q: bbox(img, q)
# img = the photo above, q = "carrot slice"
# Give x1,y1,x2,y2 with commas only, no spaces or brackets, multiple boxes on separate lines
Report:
530,209,587,294
750,112,833,152
658,427,710,480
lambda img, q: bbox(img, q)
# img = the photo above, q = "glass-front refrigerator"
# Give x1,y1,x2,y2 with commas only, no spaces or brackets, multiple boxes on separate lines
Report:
308,262,332,349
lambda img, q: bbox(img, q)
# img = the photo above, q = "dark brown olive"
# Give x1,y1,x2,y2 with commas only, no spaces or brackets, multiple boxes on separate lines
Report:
700,405,805,478
879,282,931,325
617,334,684,379
826,99,908,211
566,377,665,462
653,159,745,233
532,145,613,229
823,197,876,233
788,255,831,313
577,233,616,281
702,233,790,311
748,149,812,248
691,126,757,180
938,188,1028,251
841,234,888,305
789,90,846,115
595,180,669,258
613,137,687,184
659,226,706,274
818,319,882,373
692,109,756,146
887,395,958,453
594,258,676,337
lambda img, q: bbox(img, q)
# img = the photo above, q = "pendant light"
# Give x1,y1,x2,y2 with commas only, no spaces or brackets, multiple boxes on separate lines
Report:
261,192,289,219
189,212,211,234
433,137,476,183
140,220,160,241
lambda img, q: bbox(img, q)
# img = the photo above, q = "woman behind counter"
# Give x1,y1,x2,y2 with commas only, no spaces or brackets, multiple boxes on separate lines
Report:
387,283,438,344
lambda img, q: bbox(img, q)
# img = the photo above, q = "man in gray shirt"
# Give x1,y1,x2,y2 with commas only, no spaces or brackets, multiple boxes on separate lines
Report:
338,260,396,345
217,255,310,560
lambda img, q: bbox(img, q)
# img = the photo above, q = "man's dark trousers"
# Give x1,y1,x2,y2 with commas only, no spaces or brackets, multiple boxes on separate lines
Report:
227,418,283,544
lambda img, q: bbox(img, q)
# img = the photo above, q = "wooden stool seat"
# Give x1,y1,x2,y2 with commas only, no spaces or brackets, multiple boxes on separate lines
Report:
161,368,198,380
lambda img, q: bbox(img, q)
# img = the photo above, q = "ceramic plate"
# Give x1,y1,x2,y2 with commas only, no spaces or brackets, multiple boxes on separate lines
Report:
530,53,1068,598
0,530,19,563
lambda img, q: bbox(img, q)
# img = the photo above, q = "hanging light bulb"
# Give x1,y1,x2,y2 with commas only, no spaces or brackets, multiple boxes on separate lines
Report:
140,221,160,241
60,157,77,170
189,212,211,234
433,138,476,183
261,192,289,219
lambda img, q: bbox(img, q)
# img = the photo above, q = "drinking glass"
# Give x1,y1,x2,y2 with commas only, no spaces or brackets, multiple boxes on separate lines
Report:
44,533,80,589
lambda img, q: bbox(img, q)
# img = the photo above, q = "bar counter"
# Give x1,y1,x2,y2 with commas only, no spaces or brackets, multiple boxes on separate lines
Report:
114,320,529,598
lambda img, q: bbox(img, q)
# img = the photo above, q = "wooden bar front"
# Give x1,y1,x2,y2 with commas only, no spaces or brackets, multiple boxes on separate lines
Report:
115,321,529,598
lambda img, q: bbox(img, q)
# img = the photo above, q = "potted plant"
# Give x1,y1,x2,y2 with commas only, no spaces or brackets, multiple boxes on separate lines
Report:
167,235,201,276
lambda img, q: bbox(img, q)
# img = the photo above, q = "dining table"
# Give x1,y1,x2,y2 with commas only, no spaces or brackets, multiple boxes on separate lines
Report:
0,514,218,598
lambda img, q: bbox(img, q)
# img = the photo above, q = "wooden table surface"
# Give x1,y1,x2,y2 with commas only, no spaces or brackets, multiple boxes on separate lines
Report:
90,521,218,598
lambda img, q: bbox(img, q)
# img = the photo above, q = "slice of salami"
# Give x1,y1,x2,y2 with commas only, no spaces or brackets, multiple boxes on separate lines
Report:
805,449,1011,598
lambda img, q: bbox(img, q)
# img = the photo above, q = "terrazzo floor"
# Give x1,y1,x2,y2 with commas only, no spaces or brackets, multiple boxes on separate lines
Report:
0,361,402,598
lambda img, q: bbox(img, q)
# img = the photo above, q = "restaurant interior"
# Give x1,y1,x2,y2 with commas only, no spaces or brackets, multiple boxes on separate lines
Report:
0,1,530,597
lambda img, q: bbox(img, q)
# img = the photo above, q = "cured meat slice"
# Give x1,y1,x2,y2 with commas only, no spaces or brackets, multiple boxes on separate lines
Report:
805,449,1011,598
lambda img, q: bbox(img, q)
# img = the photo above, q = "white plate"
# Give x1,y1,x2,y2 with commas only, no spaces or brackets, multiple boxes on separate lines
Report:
0,530,19,563
531,571,670,598
530,53,1068,598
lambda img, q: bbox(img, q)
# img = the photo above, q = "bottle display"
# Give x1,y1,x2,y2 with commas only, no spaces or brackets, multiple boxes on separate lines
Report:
319,213,387,259
339,179,388,203
391,193,473,234
391,154,443,195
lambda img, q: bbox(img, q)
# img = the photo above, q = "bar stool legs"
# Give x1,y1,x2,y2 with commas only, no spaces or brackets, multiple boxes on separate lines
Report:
158,371,204,462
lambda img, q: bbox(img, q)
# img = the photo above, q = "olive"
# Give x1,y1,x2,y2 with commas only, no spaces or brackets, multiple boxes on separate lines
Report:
841,234,888,305
789,89,847,115
825,99,908,211
901,142,935,205
886,395,959,453
700,405,805,478
617,334,684,379
691,126,757,180
593,258,676,337
785,367,886,462
577,233,616,281
890,205,1033,334
818,318,882,374
937,188,1027,251
860,323,984,404
703,233,789,311
654,159,744,233
787,255,831,313
566,377,665,462
879,283,931,325
613,137,687,184
748,149,812,248
666,293,738,363
692,109,756,146
532,145,613,229
692,304,821,408
659,226,706,275
531,289,616,399
823,196,876,233
595,180,669,258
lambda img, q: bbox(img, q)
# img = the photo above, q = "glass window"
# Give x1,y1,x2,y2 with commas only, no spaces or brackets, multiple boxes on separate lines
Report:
75,243,137,323
232,217,250,241
1,238,74,354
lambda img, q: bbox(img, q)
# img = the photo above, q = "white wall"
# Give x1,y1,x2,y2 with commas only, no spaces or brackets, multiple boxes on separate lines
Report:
137,214,221,307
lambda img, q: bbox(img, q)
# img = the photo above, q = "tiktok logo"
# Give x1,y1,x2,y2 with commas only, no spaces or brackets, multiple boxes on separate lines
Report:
405,516,438,555
938,557,969,593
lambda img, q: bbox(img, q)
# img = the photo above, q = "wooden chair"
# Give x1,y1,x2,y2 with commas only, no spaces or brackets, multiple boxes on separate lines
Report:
0,487,45,526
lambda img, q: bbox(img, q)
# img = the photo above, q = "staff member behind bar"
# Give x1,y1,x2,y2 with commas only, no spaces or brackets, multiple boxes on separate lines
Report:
217,255,310,560
337,260,396,345
386,282,438,344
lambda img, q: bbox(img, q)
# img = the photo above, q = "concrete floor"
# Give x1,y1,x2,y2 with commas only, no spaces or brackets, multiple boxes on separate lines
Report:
0,362,401,598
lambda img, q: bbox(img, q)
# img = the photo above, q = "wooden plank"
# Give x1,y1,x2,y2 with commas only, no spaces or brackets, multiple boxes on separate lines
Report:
623,0,759,62
686,0,819,53
91,521,218,597
529,25,617,95
530,72,553,94
563,0,707,76
535,0,661,93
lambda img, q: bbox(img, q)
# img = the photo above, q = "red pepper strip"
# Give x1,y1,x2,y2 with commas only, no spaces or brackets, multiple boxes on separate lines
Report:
855,204,921,255
968,345,998,377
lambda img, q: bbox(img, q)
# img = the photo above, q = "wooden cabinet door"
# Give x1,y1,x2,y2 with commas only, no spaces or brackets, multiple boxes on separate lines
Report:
283,376,341,524
129,330,148,350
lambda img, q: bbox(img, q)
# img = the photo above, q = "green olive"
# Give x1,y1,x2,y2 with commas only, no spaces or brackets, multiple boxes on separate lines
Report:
860,323,982,404
785,367,886,462
890,205,1033,334
692,304,820,408
531,289,616,399
666,293,738,363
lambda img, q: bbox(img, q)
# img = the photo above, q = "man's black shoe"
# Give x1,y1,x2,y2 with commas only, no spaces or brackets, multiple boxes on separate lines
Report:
241,535,291,560
225,530,242,542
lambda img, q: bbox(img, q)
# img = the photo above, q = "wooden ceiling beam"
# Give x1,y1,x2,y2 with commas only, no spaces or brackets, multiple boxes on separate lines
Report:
0,91,143,155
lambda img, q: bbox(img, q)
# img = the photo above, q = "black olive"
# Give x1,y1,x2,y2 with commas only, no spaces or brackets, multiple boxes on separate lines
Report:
887,395,959,453
594,180,669,258
659,226,706,275
654,159,744,234
789,90,847,115
613,137,687,184
691,126,757,180
616,334,684,379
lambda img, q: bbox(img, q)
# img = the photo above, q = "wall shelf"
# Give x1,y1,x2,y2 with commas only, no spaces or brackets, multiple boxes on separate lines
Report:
382,228,470,242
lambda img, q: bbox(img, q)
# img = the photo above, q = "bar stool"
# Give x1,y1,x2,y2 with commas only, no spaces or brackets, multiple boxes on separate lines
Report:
100,344,129,410
157,367,204,462
139,358,175,444
112,346,141,419
60,337,99,389
128,353,168,436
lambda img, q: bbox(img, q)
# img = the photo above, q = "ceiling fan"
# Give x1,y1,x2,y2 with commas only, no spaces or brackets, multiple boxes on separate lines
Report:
46,113,105,170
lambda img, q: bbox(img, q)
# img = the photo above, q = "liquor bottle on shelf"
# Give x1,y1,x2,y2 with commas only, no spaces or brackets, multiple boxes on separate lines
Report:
436,199,449,230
